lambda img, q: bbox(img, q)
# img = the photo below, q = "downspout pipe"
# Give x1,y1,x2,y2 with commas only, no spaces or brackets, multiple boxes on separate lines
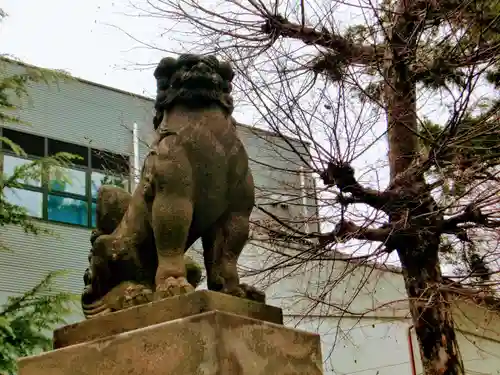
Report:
132,122,140,186
407,325,417,375
299,165,310,234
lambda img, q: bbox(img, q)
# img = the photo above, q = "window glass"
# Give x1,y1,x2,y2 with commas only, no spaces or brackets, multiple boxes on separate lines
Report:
3,188,43,218
48,139,88,166
2,155,42,187
2,128,45,157
91,171,128,198
91,149,130,175
91,201,97,228
47,195,88,226
49,167,86,196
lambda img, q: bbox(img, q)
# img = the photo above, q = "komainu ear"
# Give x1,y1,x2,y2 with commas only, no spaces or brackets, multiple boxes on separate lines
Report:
177,53,201,68
155,77,170,92
221,80,233,94
218,61,234,82
152,110,164,130
154,57,178,82
203,55,220,70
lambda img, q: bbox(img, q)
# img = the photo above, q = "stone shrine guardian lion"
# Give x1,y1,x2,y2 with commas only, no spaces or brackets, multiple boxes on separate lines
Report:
81,54,264,318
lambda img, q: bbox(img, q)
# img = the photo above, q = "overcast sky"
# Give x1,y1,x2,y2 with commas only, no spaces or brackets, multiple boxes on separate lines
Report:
1,0,171,99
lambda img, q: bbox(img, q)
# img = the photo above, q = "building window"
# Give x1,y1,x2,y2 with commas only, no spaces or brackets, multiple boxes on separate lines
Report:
4,188,44,218
3,154,42,187
47,195,89,226
50,167,87,195
3,154,44,218
1,128,131,228
90,171,128,198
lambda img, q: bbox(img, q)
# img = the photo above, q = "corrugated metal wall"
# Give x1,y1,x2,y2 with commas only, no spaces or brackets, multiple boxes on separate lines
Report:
0,59,155,303
1,60,154,155
0,221,89,296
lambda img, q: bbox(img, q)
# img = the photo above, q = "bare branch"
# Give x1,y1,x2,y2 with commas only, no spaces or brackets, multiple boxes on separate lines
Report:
260,14,382,66
320,161,391,211
319,220,392,246
442,203,488,234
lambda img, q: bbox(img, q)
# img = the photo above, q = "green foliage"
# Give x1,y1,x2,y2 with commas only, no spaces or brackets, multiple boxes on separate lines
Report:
1,142,80,248
0,59,71,128
0,272,78,375
0,11,77,372
417,0,500,194
419,99,500,199
0,133,77,372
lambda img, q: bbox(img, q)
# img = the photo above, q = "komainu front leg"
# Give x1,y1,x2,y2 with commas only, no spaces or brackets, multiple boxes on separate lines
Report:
202,212,265,303
151,192,195,300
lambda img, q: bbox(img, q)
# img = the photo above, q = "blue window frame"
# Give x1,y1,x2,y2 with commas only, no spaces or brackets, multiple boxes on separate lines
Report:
1,127,131,228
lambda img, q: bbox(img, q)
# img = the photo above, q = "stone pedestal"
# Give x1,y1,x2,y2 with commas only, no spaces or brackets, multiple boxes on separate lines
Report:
18,290,324,375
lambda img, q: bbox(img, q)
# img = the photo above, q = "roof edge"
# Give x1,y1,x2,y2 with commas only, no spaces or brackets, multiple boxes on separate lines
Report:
332,250,500,310
0,56,156,103
235,120,311,149
0,56,310,147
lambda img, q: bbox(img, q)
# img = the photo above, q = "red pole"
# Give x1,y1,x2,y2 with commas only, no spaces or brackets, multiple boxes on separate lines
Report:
407,325,417,375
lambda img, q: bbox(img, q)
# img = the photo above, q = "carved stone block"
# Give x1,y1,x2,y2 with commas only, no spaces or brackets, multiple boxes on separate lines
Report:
54,290,283,349
19,292,323,375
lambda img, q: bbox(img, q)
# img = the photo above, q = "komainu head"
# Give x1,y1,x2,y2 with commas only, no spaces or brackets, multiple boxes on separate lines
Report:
153,54,235,128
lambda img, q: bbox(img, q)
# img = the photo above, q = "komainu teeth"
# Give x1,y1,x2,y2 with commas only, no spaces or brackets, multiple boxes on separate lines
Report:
92,308,112,317
82,298,110,319
82,299,104,309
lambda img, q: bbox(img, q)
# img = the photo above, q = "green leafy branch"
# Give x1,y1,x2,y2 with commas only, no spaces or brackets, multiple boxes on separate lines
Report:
0,271,78,375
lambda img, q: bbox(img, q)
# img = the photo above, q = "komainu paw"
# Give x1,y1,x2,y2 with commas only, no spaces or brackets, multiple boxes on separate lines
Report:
154,276,195,301
224,283,266,303
119,283,154,309
239,283,266,303
82,281,153,319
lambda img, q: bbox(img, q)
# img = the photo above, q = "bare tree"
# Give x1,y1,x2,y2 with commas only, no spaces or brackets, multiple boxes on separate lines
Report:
118,0,500,373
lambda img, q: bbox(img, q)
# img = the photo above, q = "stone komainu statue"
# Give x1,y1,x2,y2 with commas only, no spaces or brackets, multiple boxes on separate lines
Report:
82,54,264,319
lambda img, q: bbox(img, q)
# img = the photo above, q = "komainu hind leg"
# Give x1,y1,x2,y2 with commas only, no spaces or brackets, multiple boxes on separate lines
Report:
202,211,265,303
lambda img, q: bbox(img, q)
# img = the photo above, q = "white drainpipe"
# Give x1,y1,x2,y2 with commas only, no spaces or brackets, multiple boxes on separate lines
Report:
132,122,140,186
299,165,310,234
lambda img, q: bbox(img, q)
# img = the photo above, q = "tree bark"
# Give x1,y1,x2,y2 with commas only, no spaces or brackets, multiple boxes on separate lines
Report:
397,234,464,375
384,1,465,374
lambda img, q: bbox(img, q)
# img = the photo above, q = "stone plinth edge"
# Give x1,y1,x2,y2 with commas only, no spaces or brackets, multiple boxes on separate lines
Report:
21,311,322,375
54,290,283,349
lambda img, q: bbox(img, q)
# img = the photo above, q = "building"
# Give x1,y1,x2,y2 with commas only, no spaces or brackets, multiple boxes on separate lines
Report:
267,254,500,375
1,57,499,375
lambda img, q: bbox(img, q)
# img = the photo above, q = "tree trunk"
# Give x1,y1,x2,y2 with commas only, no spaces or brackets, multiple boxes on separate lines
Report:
385,1,466,373
397,235,464,375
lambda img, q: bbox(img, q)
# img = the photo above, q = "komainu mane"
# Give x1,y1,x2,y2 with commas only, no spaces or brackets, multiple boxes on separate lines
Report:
82,54,264,319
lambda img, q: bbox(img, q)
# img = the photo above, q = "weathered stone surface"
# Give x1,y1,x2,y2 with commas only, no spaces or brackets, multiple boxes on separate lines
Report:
20,311,323,375
82,53,265,320
54,290,283,349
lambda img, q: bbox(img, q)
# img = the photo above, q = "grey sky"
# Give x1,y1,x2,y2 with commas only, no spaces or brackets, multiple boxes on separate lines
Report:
2,0,264,125
2,0,164,98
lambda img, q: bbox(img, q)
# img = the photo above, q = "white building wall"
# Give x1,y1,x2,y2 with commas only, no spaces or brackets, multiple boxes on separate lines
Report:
254,258,500,375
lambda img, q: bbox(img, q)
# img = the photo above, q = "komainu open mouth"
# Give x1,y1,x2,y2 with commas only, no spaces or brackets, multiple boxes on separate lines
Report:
82,281,154,319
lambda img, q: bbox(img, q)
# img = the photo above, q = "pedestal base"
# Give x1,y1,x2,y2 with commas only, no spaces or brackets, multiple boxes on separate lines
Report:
54,290,283,349
18,291,324,375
